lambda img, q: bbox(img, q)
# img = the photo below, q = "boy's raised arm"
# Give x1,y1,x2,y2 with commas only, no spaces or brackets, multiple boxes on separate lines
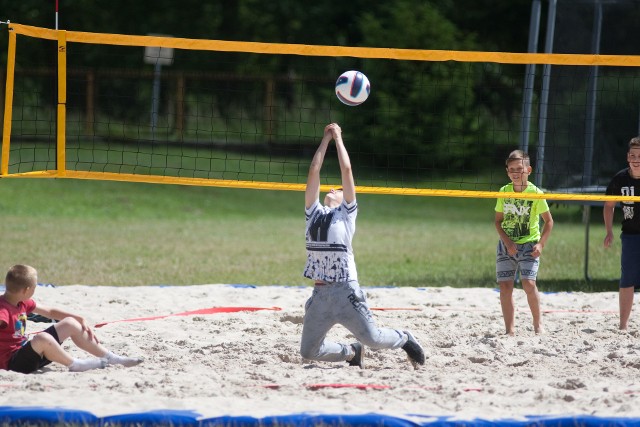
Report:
305,125,333,209
332,124,356,204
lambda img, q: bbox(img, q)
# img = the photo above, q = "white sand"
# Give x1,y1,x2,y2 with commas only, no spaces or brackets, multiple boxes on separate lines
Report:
1,284,639,420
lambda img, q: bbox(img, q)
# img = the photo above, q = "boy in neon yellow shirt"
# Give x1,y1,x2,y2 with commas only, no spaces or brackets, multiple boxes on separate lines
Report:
495,150,554,335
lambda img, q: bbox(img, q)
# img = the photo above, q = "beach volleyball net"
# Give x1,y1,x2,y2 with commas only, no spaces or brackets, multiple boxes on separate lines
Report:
3,22,640,202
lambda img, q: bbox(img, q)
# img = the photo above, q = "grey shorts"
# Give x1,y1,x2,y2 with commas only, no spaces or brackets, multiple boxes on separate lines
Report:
496,241,540,282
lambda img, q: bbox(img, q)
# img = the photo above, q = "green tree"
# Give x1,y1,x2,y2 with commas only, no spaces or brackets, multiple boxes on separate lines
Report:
1,0,530,174
355,2,493,171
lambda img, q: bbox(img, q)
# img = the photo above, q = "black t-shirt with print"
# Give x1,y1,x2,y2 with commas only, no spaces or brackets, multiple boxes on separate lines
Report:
606,168,640,234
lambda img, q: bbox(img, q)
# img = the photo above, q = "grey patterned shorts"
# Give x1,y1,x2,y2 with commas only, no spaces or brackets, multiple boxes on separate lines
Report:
496,241,540,282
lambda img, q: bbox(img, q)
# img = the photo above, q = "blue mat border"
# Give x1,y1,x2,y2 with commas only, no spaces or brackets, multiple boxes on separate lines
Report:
2,408,640,427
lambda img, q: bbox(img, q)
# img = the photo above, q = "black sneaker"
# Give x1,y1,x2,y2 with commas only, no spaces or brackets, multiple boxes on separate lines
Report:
348,342,365,369
402,331,425,369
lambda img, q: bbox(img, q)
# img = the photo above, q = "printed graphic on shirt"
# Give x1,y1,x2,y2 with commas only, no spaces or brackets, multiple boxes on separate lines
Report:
606,170,640,234
305,210,350,282
308,211,335,242
13,312,27,339
304,202,356,283
304,251,350,283
622,186,636,220
501,199,533,241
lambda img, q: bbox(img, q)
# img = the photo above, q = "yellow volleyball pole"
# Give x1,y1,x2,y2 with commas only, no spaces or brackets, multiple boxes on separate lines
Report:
56,29,67,176
1,27,16,176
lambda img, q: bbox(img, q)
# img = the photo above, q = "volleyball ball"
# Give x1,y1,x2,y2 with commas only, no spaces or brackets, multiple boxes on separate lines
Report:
335,70,370,106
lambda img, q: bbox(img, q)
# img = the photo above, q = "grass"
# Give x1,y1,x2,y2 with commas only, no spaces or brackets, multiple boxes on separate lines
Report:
0,177,621,291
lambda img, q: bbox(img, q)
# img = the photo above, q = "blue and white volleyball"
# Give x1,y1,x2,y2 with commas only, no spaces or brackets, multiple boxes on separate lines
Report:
335,70,370,106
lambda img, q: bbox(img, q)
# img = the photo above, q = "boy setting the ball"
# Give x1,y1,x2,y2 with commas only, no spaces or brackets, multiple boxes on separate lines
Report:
300,123,425,369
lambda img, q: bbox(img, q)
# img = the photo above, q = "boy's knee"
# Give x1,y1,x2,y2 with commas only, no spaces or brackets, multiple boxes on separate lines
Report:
521,280,538,293
499,281,515,290
30,332,59,352
54,317,82,333
59,317,79,326
300,343,319,360
299,346,313,360
31,332,56,345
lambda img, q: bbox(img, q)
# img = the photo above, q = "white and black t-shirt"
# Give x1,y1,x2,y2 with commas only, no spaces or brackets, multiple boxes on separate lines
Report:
606,168,640,235
303,199,358,282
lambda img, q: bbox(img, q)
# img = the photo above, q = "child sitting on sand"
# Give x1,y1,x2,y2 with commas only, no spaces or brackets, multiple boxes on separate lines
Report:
0,264,143,373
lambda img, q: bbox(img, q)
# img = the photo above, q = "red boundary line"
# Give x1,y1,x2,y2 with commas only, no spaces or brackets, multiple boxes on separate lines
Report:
94,306,282,328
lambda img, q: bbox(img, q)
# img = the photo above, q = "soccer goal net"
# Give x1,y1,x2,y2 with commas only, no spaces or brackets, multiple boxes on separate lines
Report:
3,22,640,202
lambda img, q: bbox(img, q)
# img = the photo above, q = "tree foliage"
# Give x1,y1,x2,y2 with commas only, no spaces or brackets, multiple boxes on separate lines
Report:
0,1,534,172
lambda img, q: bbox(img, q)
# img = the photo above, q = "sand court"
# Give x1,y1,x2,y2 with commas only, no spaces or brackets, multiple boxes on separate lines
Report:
1,284,639,421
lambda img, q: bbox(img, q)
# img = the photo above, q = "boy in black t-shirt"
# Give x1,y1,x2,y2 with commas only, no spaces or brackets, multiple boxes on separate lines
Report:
604,136,640,330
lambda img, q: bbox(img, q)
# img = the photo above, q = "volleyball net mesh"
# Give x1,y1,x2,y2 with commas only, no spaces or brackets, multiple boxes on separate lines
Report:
3,23,640,202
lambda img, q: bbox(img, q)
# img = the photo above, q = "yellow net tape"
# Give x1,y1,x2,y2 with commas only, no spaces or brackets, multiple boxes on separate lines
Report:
2,170,633,202
10,23,640,66
5,23,640,202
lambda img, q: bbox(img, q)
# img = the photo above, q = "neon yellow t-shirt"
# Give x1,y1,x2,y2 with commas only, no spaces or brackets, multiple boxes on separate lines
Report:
495,182,550,244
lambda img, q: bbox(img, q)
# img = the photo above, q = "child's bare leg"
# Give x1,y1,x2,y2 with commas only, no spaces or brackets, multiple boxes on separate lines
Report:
522,279,543,334
54,317,108,357
29,332,105,372
619,287,634,331
499,281,515,335
55,317,143,367
29,333,74,366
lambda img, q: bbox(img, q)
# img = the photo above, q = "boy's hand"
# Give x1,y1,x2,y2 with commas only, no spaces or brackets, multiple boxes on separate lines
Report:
328,123,342,140
604,232,614,248
323,124,333,140
78,317,100,344
531,243,543,258
505,241,517,256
